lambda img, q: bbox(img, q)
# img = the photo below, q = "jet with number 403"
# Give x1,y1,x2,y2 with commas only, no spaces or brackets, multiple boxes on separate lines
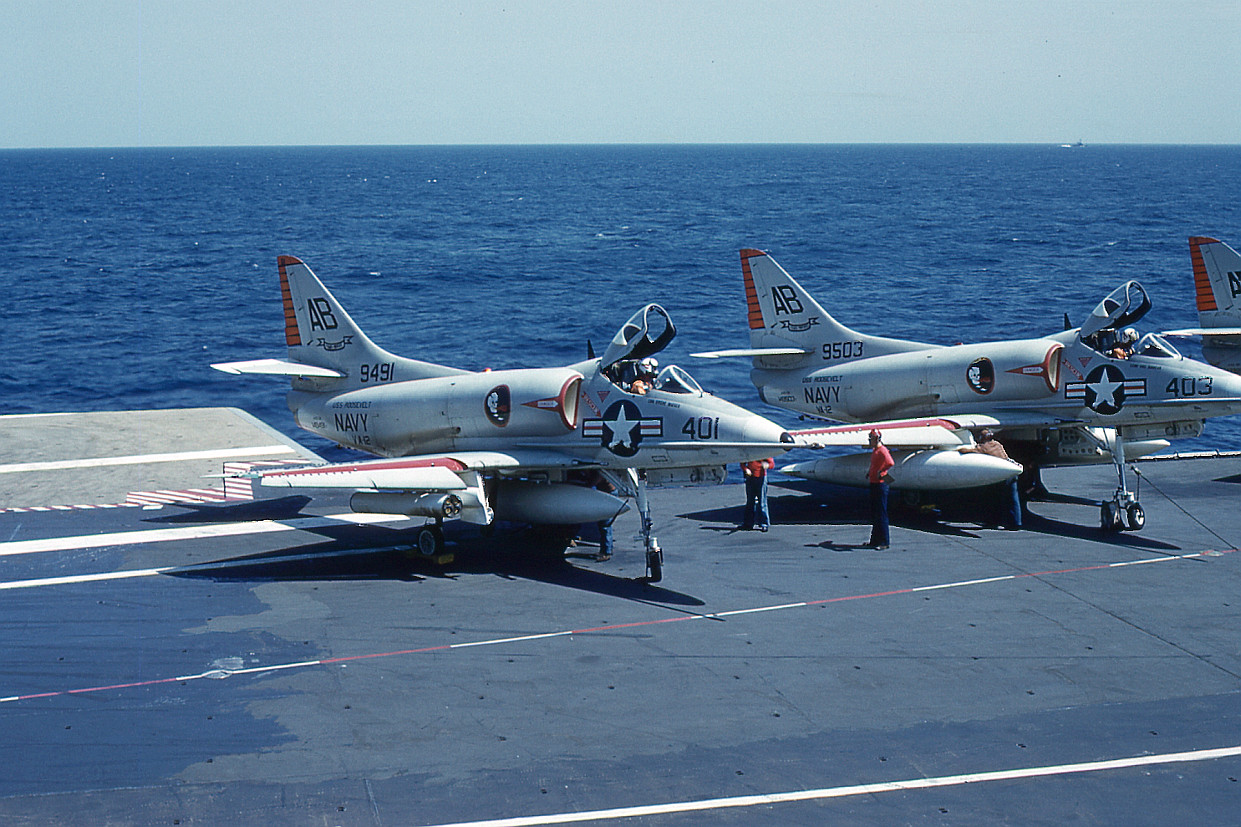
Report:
695,248,1241,532
213,256,792,581
1163,236,1241,374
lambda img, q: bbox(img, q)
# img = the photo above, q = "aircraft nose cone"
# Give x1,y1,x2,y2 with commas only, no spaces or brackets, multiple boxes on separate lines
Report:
742,414,792,448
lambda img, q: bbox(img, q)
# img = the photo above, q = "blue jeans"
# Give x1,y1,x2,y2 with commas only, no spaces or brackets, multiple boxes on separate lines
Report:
743,475,769,529
869,482,889,546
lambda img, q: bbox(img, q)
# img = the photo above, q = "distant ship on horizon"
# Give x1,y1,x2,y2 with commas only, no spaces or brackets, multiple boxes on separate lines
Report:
1060,140,1086,148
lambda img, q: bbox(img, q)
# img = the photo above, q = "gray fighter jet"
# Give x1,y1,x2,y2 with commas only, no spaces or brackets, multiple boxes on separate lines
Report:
214,256,791,581
696,248,1241,532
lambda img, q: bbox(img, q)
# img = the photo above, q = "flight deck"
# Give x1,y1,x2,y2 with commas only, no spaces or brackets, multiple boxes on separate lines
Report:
2,409,1240,824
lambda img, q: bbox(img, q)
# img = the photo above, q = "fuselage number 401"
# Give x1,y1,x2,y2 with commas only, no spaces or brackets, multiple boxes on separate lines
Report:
682,417,720,440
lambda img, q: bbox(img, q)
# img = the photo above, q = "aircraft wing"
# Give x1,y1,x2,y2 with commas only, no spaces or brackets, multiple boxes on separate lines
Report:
789,417,982,448
245,450,582,491
788,413,1085,449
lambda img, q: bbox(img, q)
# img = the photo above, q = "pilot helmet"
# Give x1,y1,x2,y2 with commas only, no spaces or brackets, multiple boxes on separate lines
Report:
1120,328,1138,344
639,357,658,375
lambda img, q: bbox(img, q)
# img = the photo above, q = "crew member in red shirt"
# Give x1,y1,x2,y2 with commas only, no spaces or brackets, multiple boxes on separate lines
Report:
867,430,894,549
741,457,774,532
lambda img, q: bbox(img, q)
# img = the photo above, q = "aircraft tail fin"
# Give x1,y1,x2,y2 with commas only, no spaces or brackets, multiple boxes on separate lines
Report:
740,249,932,368
277,256,469,388
213,257,468,390
1190,237,1241,324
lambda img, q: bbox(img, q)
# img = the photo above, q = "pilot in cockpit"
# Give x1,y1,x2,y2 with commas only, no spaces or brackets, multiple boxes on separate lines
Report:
630,358,658,395
1107,327,1138,360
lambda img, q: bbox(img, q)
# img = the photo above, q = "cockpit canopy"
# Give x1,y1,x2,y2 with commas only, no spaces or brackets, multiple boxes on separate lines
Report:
654,364,703,395
1079,281,1151,341
599,304,707,396
1134,332,1180,359
1078,281,1164,358
601,304,676,371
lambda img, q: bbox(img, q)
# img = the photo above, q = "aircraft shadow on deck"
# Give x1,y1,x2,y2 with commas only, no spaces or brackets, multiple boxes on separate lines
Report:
164,523,704,607
680,481,1182,551
141,495,316,524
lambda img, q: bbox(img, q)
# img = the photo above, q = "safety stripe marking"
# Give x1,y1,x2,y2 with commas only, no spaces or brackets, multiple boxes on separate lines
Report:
418,745,1241,827
0,547,1232,704
0,445,296,475
0,512,408,559
0,459,297,514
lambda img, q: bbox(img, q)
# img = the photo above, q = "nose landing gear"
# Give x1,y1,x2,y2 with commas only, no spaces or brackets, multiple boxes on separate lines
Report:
1100,431,1145,533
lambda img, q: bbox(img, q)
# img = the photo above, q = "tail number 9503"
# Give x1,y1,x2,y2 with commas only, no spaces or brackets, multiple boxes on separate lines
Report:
822,341,864,360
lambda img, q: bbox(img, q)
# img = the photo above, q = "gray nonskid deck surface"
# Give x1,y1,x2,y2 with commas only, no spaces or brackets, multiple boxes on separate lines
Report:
1,429,1240,824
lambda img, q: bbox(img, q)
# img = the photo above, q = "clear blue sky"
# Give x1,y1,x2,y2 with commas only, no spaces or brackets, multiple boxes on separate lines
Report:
3,0,1238,148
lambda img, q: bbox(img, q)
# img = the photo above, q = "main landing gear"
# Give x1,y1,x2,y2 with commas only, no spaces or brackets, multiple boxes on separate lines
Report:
623,469,663,583
409,519,453,563
1099,431,1145,533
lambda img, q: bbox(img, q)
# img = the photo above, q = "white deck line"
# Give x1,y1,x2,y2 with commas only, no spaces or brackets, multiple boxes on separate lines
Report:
0,445,297,475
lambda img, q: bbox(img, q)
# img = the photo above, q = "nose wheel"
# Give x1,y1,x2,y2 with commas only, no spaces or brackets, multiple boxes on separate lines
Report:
1101,495,1144,532
1098,430,1145,533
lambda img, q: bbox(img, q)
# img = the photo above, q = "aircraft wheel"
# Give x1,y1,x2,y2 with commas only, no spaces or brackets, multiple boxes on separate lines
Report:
1125,503,1145,531
416,525,445,557
1100,502,1118,532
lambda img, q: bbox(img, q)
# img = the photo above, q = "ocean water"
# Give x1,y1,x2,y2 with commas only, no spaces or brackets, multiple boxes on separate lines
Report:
3,144,1241,456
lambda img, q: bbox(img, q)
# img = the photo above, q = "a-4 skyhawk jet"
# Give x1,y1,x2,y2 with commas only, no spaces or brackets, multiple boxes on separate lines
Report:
696,248,1241,532
213,256,791,581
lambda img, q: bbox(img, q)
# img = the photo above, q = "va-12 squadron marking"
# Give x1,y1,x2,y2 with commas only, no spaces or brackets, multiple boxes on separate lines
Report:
214,256,791,581
697,247,1241,532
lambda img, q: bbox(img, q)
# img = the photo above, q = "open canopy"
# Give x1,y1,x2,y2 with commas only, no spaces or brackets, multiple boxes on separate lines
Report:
600,304,677,371
1079,281,1152,340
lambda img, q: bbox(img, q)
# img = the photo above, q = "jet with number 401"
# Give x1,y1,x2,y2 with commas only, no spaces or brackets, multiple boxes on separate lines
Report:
695,248,1241,532
213,256,791,581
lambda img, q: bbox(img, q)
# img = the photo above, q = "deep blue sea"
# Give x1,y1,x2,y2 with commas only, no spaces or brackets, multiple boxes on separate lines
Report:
3,145,1241,456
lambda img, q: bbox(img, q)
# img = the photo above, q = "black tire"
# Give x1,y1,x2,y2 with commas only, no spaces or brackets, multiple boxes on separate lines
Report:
416,525,444,556
1125,503,1145,531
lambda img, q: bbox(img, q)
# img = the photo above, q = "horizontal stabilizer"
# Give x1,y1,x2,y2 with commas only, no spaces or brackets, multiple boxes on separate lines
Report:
211,358,344,378
691,347,810,359
1162,328,1241,338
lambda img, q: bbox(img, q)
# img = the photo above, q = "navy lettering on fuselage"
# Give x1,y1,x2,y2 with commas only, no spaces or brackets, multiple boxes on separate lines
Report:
308,298,338,331
771,285,804,315
334,412,368,432
804,385,840,405
1228,271,1241,299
